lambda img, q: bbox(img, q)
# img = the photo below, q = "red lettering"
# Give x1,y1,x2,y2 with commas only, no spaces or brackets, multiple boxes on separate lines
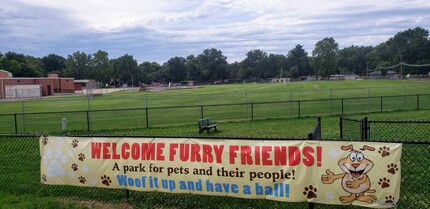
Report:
112,143,120,159
202,144,213,163
303,146,315,166
254,146,260,165
142,143,155,160
262,146,272,165
91,142,102,159
240,146,253,165
102,142,111,159
229,146,238,164
274,146,287,165
122,143,130,159
191,144,201,162
180,144,189,161
131,143,140,160
288,146,300,166
169,143,178,161
213,145,224,163
156,143,165,160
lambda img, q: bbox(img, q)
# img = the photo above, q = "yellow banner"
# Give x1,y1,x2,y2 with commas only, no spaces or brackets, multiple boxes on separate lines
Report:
40,136,401,208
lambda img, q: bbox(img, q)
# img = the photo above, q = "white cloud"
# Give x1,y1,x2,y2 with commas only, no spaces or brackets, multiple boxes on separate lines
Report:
2,0,430,62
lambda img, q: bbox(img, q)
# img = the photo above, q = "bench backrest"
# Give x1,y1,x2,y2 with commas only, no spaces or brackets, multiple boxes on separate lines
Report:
198,118,211,126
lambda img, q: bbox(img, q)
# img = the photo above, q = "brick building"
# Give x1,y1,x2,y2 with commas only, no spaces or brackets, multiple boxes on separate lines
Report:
0,70,75,99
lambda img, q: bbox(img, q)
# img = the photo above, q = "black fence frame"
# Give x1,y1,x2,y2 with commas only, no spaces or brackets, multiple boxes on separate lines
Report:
340,116,430,141
1,93,429,134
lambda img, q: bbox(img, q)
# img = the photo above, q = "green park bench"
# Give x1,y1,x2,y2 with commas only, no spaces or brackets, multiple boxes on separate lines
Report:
198,118,218,134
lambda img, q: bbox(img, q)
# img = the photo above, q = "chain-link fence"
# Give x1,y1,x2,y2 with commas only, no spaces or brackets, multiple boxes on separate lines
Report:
1,94,429,134
340,116,430,142
0,133,428,209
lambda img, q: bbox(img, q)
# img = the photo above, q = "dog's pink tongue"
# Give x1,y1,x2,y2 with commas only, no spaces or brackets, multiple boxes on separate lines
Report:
352,172,361,178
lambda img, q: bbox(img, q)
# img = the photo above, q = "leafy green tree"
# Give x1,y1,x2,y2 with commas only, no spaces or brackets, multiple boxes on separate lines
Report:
164,57,187,83
64,51,92,79
287,44,310,78
266,54,287,79
2,52,44,77
228,61,242,80
41,54,66,74
138,61,163,84
111,54,138,86
91,50,112,85
185,55,199,81
196,48,228,82
242,49,268,79
312,37,339,79
337,46,373,75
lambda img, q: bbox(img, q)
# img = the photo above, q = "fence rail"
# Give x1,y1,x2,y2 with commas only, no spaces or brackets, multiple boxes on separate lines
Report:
1,93,429,133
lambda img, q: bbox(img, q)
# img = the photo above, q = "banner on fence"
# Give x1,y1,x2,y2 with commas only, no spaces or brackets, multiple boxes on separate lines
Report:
40,136,401,208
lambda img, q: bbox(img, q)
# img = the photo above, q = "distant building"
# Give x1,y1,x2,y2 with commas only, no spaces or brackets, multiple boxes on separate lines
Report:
271,77,291,83
0,70,13,78
368,70,400,79
0,71,75,99
330,71,358,80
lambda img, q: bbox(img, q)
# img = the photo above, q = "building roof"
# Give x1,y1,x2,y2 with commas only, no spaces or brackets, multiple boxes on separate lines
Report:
0,69,13,78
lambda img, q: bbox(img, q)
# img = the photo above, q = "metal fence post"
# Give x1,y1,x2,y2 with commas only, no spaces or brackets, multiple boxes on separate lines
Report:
245,92,248,120
145,108,149,128
367,87,370,112
417,95,420,110
339,116,343,140
298,101,301,118
14,114,18,134
86,111,90,131
200,105,204,119
341,98,344,115
290,90,293,118
21,101,26,133
363,117,369,141
380,96,383,112
330,88,333,114
251,103,254,121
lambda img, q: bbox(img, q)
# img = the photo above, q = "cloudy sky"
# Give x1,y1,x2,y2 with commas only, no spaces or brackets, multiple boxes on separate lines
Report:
1,0,429,63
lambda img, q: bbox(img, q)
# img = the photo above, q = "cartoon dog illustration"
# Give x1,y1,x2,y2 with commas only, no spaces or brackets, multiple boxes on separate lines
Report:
321,144,377,204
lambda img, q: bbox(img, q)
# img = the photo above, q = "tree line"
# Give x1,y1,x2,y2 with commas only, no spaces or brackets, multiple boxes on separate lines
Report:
0,27,429,86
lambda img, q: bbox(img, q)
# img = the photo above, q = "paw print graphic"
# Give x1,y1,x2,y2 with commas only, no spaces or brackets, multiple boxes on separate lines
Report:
378,146,390,157
41,174,47,182
79,176,86,184
78,153,85,161
42,137,48,145
385,195,395,204
387,163,399,174
71,163,78,171
101,175,112,186
71,139,79,148
378,177,390,189
303,185,318,199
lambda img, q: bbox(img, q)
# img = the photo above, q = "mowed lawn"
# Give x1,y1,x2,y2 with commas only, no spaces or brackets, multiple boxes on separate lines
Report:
0,79,429,208
0,79,429,134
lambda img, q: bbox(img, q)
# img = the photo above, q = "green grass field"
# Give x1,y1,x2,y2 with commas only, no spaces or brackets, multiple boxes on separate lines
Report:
0,80,429,208
1,80,430,134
